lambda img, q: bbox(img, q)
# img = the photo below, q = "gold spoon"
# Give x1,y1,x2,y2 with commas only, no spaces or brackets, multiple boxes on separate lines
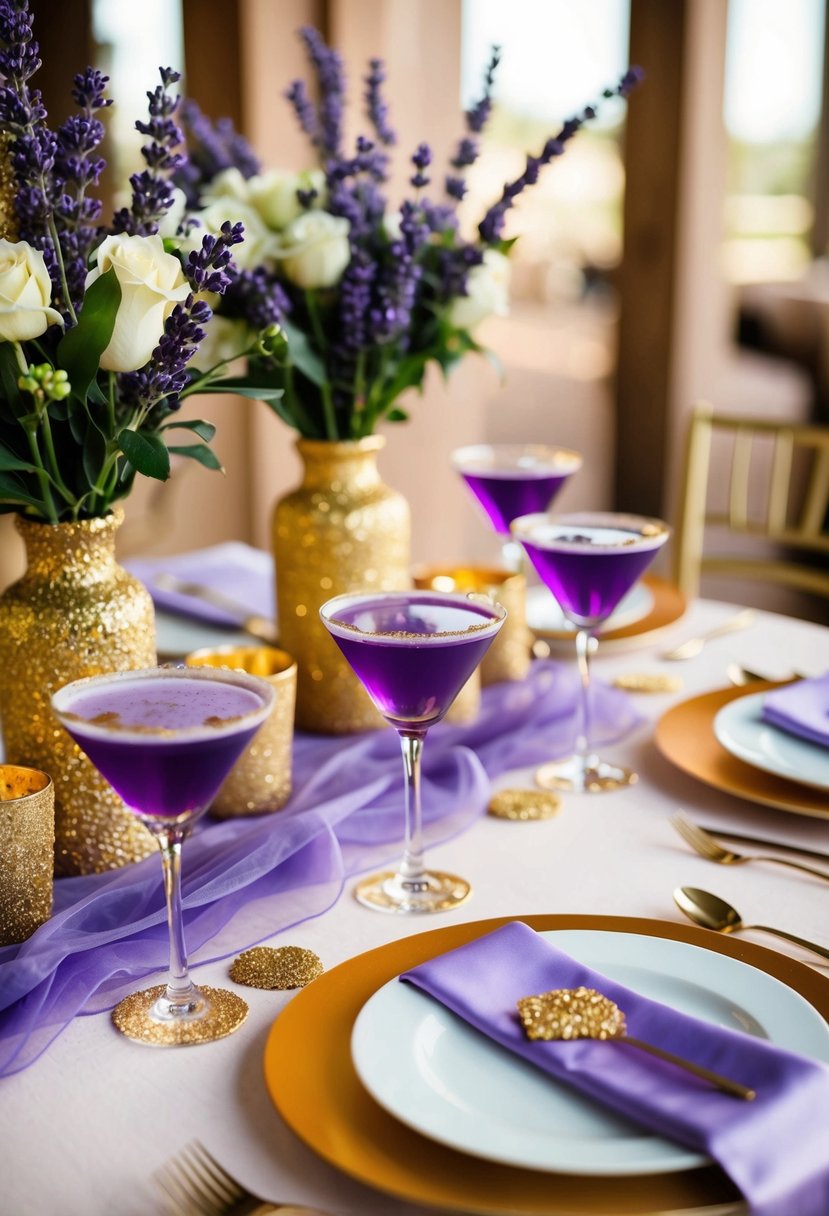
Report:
673,887,829,963
517,986,755,1099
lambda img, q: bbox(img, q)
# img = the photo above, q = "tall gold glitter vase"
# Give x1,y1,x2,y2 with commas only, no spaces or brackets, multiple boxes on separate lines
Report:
0,512,157,875
273,437,411,733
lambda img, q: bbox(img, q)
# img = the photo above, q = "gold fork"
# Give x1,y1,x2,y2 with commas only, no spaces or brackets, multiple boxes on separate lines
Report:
155,1141,331,1216
670,814,829,883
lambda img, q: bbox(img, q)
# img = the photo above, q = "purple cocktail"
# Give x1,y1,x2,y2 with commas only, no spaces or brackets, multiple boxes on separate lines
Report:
52,666,274,1045
321,591,506,913
512,512,670,792
453,444,582,568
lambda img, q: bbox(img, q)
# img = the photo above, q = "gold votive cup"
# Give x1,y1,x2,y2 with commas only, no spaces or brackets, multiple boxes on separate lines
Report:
0,764,54,945
413,565,531,684
185,646,297,817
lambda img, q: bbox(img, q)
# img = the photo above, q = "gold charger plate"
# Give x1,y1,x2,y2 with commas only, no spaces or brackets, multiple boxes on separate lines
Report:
531,575,687,651
654,683,829,820
263,913,829,1215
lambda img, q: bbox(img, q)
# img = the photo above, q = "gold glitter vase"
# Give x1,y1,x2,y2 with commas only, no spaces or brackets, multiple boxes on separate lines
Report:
272,437,411,733
0,512,157,875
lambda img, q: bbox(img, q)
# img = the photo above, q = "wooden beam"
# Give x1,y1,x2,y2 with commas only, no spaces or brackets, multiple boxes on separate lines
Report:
615,0,687,517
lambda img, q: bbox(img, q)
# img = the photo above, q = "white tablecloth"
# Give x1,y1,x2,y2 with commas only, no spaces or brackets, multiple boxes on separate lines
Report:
2,598,828,1216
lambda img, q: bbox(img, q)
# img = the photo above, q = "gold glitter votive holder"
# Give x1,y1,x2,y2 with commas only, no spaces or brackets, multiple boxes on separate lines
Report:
0,764,54,945
413,564,530,684
185,646,297,816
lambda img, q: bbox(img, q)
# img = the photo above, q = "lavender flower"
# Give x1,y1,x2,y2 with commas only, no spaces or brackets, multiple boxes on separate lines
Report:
177,98,260,201
112,68,185,236
409,142,431,190
297,26,345,160
364,58,395,147
444,45,500,200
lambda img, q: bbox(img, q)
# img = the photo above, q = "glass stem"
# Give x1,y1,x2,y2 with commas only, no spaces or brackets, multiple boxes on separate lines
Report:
574,628,594,770
397,731,429,891
155,825,200,1010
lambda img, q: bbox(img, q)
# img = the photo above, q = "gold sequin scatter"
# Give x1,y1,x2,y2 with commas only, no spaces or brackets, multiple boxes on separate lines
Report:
111,985,248,1045
488,788,562,821
0,765,54,946
230,945,324,990
0,512,157,875
613,673,683,693
517,987,626,1041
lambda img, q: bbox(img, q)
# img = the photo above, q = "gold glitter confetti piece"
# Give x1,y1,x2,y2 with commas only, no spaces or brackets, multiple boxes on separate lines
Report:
229,945,324,990
516,986,756,1100
487,788,562,821
111,985,248,1045
613,673,683,693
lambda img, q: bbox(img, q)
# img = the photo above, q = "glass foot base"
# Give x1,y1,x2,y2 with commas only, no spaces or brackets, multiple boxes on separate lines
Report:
111,984,248,1045
535,755,639,794
354,869,472,914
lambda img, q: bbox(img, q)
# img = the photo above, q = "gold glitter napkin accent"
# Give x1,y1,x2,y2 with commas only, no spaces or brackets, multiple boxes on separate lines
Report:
230,945,324,990
488,788,562,821
613,673,683,693
517,986,626,1041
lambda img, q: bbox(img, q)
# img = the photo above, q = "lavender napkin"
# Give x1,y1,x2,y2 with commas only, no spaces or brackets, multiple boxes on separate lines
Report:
401,921,829,1216
124,542,273,627
762,674,829,749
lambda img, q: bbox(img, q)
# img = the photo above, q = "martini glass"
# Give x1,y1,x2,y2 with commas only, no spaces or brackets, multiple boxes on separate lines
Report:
452,443,583,570
51,665,274,1045
511,511,671,793
320,590,506,913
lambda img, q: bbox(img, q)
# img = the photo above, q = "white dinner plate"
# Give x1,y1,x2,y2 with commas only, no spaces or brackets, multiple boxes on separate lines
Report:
526,580,653,637
714,691,829,792
351,928,829,1177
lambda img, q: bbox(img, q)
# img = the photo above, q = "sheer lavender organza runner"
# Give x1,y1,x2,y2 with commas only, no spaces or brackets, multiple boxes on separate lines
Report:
0,662,640,1077
402,922,829,1216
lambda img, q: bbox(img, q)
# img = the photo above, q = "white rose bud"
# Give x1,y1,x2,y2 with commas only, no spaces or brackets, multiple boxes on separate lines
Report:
203,167,252,204
86,234,191,372
448,249,511,331
279,210,351,290
248,168,326,230
0,238,63,342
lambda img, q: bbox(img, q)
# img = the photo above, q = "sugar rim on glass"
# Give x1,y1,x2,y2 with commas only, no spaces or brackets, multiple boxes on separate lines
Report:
451,443,583,478
51,665,275,742
510,511,671,554
320,590,507,644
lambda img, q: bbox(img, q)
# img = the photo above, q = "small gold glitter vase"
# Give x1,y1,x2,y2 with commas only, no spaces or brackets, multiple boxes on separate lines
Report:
0,512,157,875
272,437,411,733
0,765,54,946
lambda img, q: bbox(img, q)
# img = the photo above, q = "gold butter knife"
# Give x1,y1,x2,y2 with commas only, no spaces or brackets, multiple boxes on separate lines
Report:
153,573,279,646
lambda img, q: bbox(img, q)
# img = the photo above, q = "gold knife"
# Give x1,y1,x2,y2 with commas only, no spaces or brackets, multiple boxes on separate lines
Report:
153,573,279,646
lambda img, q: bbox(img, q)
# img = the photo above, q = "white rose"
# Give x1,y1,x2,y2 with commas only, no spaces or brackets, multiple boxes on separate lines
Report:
156,187,189,239
448,249,511,331
86,234,191,372
203,167,252,204
0,238,63,342
278,210,351,289
191,315,252,372
247,169,326,230
191,197,279,271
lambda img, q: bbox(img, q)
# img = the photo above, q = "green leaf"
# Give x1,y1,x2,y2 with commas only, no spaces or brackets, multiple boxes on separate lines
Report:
160,418,217,441
117,429,170,481
56,269,121,400
281,318,326,387
167,442,224,471
0,343,24,417
0,470,45,510
0,447,38,473
195,380,285,406
385,407,409,422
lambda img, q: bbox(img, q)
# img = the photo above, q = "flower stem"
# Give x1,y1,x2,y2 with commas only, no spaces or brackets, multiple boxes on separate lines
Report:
304,292,338,440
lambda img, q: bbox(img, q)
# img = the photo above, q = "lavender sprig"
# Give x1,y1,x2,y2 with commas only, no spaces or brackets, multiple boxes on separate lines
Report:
364,58,395,147
478,66,644,245
177,98,260,202
445,45,500,202
297,26,345,160
112,68,185,236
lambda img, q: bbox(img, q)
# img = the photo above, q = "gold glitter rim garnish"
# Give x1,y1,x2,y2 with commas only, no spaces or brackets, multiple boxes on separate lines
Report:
516,986,756,1100
229,945,324,990
487,788,562,821
111,985,248,1045
329,616,500,640
613,673,683,693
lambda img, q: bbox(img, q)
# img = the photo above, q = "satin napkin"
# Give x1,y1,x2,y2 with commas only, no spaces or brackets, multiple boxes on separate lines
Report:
401,921,829,1216
124,541,274,627
762,674,829,749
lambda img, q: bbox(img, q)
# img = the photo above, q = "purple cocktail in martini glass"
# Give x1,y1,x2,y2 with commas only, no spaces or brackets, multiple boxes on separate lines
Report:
52,665,273,1045
511,511,670,792
452,443,582,569
320,590,506,913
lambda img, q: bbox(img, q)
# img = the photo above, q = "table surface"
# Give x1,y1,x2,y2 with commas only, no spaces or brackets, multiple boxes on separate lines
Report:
3,597,829,1216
